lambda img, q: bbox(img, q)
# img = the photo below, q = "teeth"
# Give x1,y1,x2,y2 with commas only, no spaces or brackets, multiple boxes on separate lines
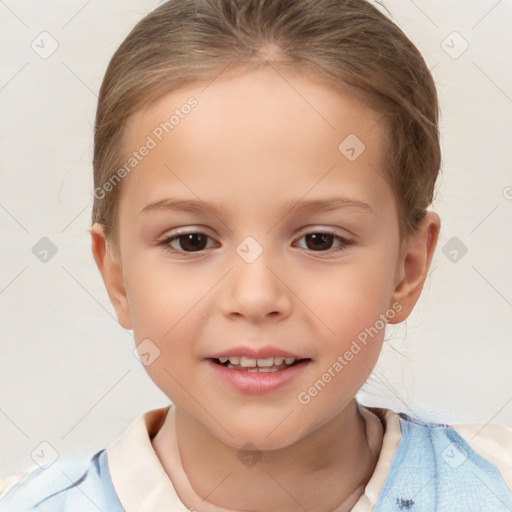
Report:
228,364,279,372
256,357,274,367
218,356,298,367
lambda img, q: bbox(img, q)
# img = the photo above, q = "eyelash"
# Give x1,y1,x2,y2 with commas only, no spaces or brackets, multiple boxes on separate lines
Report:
159,230,355,256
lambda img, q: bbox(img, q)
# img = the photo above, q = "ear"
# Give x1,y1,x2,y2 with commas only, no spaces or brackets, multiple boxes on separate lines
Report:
90,223,132,330
388,212,440,324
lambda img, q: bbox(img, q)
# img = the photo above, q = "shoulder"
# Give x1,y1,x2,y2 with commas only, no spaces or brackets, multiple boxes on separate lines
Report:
450,420,512,490
380,412,512,510
0,471,30,496
396,413,512,486
0,449,123,512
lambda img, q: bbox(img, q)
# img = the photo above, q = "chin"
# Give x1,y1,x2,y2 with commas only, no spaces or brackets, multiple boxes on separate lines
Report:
210,416,309,452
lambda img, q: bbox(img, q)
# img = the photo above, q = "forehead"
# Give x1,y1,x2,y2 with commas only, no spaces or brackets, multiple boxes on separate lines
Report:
119,66,391,219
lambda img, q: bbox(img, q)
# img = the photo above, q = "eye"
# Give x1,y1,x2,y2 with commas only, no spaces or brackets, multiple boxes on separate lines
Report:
294,231,354,253
159,229,354,255
160,232,216,253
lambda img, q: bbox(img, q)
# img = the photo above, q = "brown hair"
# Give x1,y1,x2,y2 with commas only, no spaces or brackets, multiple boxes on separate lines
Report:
92,0,440,250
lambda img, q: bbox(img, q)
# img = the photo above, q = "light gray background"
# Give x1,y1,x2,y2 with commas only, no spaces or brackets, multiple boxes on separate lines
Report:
1,0,511,476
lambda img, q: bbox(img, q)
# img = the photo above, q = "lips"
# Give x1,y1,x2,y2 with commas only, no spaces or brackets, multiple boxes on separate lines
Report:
205,345,311,392
207,358,311,394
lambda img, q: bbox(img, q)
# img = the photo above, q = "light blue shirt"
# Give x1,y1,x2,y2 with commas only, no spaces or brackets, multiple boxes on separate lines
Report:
1,411,511,511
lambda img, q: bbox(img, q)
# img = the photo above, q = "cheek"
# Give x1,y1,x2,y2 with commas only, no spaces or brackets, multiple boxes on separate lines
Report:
123,259,209,401
296,268,389,411
123,257,221,383
124,256,206,336
302,258,396,340
295,251,397,398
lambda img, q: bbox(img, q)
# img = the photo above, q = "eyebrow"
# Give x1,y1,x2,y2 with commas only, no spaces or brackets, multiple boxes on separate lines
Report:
140,196,374,218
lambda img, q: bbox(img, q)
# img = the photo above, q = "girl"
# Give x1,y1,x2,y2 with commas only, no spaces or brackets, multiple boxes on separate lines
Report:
1,0,511,510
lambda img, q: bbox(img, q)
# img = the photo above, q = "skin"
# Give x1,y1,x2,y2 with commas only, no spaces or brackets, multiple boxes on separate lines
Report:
91,65,439,512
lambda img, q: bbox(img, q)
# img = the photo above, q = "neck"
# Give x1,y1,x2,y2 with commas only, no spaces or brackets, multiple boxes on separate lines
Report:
152,399,384,512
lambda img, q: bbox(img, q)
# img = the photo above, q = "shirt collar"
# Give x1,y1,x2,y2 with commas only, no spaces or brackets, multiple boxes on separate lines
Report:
106,405,187,512
106,403,402,512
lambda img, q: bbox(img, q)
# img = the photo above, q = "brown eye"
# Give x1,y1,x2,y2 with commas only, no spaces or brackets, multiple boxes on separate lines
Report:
304,233,335,251
178,233,208,251
164,233,212,252
295,231,354,253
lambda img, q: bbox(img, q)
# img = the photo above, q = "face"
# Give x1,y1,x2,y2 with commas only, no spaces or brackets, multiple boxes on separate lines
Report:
98,66,412,450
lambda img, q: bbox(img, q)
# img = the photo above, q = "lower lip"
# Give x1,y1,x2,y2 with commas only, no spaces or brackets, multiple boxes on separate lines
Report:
206,359,311,394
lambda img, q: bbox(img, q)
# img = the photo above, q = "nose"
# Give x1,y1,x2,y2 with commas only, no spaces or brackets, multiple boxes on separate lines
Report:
219,247,293,323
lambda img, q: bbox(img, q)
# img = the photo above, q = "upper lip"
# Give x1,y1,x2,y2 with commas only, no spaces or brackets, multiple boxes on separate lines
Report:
207,346,307,360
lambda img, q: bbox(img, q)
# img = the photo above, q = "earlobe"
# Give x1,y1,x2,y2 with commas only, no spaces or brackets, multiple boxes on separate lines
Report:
388,212,440,324
90,223,132,330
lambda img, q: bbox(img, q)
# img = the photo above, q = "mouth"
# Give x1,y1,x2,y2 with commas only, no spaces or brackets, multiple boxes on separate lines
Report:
207,355,312,394
210,356,309,372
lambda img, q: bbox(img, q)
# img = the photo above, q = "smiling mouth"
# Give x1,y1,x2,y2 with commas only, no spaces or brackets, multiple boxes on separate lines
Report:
211,356,309,372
